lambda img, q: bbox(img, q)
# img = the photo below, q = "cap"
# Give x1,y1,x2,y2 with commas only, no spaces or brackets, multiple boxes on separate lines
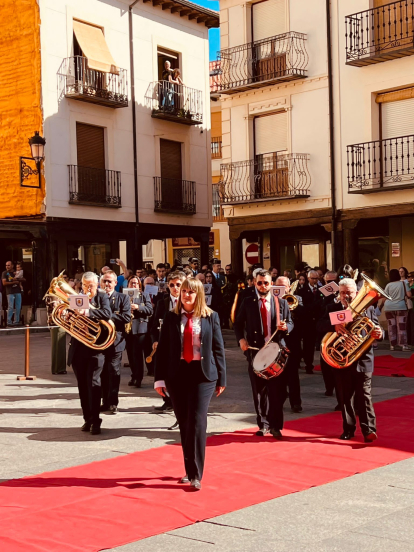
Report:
189,257,199,263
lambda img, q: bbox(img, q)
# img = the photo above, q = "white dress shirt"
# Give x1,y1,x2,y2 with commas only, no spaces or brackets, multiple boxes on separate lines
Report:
256,289,272,342
154,309,201,390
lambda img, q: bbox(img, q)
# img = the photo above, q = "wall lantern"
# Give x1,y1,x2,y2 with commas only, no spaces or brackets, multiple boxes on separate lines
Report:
20,131,46,188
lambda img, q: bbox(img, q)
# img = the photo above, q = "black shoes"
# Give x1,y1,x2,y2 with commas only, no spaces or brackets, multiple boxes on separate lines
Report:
324,389,334,397
81,422,91,432
168,420,179,430
339,431,355,440
179,475,190,484
291,405,303,413
256,428,270,436
90,424,101,435
100,404,110,412
154,402,173,412
109,405,118,414
128,378,136,386
364,432,378,443
270,429,283,440
190,479,201,491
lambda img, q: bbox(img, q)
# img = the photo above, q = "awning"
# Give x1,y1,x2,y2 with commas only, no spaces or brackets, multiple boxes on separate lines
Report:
73,20,119,74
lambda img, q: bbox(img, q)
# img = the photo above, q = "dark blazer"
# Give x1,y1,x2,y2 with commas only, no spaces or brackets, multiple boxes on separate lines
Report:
155,310,226,387
297,285,324,322
317,303,380,373
106,291,131,352
212,272,226,287
150,294,172,343
130,292,153,335
67,292,112,365
233,286,255,321
234,293,293,350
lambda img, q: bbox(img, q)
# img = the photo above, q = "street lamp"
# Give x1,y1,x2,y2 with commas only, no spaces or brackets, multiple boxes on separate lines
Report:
20,131,46,188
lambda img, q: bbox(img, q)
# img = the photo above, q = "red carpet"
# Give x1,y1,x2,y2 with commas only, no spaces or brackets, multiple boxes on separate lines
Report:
0,395,413,552
315,354,414,377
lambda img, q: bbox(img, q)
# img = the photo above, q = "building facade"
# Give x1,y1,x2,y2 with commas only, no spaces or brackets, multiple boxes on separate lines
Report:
215,0,414,277
0,0,217,314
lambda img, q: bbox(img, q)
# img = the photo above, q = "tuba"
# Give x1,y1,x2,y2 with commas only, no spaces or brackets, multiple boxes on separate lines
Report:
45,272,116,350
282,279,299,311
321,274,391,369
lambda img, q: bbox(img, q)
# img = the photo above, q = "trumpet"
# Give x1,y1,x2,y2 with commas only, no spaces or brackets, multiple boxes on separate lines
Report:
146,319,163,363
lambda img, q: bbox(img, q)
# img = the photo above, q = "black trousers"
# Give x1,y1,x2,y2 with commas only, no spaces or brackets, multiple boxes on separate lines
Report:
101,349,123,407
126,334,147,384
285,333,302,408
320,356,335,394
302,325,317,370
72,353,105,425
333,365,376,435
248,355,287,431
167,361,216,481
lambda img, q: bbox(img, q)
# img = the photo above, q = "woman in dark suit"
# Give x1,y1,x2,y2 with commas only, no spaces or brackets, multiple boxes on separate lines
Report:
155,277,226,491
125,275,153,388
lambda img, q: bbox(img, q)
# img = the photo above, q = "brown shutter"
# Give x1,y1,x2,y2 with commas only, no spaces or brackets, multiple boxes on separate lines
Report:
160,139,182,180
76,123,105,168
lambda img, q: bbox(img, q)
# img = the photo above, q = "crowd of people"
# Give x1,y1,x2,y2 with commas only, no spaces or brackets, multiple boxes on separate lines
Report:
41,256,413,490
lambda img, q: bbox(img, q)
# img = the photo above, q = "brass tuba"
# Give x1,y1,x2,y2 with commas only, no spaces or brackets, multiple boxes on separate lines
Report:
321,274,391,369
45,272,116,350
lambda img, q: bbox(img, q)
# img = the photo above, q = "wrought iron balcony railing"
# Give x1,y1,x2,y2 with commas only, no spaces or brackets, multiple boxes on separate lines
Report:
146,81,203,125
347,134,414,193
154,177,196,214
212,183,225,221
211,137,222,159
219,153,310,204
68,166,122,207
215,32,308,94
58,57,128,108
345,1,414,66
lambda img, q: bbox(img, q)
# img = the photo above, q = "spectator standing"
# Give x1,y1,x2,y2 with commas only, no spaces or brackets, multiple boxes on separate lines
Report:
399,266,409,282
407,271,414,346
205,270,223,314
381,268,411,351
211,259,225,287
2,261,24,326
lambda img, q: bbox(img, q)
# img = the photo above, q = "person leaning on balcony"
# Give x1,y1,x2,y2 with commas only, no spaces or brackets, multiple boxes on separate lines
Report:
161,60,174,110
379,269,411,352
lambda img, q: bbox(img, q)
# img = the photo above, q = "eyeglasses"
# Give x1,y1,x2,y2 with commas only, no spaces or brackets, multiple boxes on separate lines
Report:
102,279,113,284
256,281,270,287
169,283,182,288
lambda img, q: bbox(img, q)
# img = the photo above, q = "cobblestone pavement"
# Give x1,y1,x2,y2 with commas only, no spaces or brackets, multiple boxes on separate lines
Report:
1,329,413,551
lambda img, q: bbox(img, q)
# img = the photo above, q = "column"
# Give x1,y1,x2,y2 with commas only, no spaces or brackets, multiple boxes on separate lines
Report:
200,232,210,267
230,235,243,279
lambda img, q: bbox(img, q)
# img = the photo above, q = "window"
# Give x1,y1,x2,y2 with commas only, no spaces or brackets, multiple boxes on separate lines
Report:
252,0,286,42
76,123,106,200
160,139,183,205
157,47,180,81
254,112,287,155
73,20,118,74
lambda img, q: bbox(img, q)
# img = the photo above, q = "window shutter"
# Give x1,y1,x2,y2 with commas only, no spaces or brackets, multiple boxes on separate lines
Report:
76,123,105,168
382,98,414,139
253,0,286,42
160,139,182,180
255,111,288,156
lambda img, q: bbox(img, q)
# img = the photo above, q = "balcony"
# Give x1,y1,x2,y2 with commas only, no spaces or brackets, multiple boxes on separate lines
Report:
347,134,414,193
58,57,128,108
345,1,414,66
211,137,222,159
154,177,196,214
219,153,310,204
212,183,225,221
68,166,121,207
215,32,308,95
146,82,203,125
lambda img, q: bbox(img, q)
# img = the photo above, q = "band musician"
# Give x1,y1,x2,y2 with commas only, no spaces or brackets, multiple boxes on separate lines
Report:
151,270,186,419
297,270,323,374
318,278,382,442
234,270,293,439
67,272,111,435
99,271,131,414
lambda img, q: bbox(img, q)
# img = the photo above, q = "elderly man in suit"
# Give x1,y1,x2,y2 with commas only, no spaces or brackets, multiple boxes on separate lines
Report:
234,270,293,439
99,271,131,413
67,272,112,435
318,278,382,442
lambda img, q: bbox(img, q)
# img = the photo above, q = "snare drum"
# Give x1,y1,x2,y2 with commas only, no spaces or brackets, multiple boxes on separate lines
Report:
252,342,289,380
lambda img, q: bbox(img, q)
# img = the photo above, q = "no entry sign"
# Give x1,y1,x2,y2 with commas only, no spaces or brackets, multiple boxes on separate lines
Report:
245,243,259,265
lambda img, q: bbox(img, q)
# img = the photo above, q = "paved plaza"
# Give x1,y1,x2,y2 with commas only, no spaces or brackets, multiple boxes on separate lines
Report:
1,329,414,551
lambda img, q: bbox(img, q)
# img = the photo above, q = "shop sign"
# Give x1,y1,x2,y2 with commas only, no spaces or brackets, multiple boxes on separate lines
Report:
392,243,400,257
172,233,214,247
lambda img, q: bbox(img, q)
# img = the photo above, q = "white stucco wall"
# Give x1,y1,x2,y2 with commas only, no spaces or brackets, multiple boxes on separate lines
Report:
39,0,213,227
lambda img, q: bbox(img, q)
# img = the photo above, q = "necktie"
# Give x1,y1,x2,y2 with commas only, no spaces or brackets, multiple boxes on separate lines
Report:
183,313,193,363
260,298,268,338
313,287,317,295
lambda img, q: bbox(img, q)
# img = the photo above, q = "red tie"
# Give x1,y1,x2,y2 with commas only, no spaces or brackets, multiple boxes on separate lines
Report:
183,313,193,363
260,298,268,338
313,287,317,295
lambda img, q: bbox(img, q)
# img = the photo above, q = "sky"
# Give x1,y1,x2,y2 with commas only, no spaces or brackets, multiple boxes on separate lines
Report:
192,0,220,60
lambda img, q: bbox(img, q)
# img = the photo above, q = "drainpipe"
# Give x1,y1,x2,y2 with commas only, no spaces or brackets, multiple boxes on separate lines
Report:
129,1,140,265
326,0,337,269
